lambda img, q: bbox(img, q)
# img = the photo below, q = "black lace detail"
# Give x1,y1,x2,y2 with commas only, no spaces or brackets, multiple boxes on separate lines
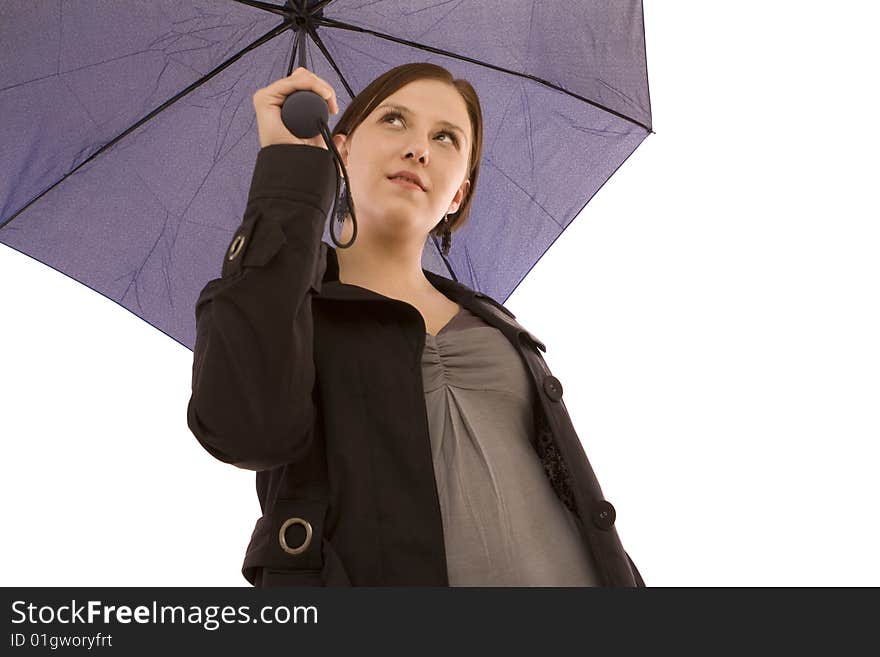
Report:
531,400,578,516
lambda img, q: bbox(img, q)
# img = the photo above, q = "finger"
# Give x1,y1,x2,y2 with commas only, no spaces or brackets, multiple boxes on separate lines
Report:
295,69,335,103
275,72,334,101
264,70,337,112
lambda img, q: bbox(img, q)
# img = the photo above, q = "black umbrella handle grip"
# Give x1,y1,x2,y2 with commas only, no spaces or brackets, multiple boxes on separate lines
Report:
280,90,357,249
281,89,327,139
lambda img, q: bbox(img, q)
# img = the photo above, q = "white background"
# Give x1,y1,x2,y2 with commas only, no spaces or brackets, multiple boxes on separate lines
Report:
2,2,878,586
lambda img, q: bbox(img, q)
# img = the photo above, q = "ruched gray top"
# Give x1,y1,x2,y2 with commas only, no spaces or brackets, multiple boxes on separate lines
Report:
421,304,601,586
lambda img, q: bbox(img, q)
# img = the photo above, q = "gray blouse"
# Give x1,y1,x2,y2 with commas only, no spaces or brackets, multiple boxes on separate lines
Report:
421,304,601,586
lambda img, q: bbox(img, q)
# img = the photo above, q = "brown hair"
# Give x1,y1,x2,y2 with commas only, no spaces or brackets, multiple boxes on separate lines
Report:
331,63,483,240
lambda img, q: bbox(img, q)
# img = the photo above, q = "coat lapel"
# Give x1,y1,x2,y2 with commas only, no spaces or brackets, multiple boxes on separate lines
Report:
315,243,547,353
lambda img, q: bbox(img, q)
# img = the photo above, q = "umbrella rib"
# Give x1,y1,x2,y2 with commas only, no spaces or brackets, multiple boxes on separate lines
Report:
1,19,295,232
229,0,290,18
313,15,653,134
300,21,357,101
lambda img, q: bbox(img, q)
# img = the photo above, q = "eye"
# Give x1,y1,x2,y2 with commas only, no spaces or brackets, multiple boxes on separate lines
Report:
381,111,403,125
381,111,459,147
437,131,460,146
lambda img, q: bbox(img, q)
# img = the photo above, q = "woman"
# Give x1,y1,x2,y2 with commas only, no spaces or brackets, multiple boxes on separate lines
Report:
188,63,644,587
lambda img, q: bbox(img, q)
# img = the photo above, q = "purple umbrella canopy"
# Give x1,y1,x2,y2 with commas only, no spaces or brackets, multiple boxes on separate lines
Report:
0,0,652,352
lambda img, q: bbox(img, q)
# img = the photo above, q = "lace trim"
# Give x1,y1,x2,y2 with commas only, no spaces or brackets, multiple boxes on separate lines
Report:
531,400,578,516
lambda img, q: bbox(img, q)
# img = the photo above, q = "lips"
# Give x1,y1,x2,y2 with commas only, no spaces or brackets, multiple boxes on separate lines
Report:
387,171,425,191
388,176,424,191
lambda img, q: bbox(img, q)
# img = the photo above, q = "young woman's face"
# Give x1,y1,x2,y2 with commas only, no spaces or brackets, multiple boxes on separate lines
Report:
333,78,472,245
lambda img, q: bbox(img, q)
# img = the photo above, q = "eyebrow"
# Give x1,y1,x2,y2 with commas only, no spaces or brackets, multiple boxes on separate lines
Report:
376,103,468,145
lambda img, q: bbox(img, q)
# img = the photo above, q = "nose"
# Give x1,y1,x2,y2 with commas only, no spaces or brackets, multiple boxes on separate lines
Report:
405,139,430,165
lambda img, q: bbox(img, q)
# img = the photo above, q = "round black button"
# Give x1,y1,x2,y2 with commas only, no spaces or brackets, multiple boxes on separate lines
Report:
591,500,616,530
542,375,563,401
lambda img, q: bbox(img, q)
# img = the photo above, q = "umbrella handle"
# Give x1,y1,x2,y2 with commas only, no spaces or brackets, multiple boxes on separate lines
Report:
281,90,358,249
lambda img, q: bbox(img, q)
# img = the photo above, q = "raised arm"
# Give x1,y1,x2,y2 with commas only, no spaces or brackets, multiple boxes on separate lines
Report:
187,144,336,471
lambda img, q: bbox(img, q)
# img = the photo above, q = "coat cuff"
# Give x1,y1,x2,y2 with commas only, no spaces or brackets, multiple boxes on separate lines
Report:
247,144,338,218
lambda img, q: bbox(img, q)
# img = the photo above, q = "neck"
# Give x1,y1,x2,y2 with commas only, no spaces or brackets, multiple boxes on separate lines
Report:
334,231,436,301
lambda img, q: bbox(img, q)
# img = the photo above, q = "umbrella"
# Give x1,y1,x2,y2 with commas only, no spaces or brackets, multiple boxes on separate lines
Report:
0,0,652,353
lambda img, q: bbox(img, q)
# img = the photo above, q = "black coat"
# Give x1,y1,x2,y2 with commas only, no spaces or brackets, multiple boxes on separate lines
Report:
187,144,645,587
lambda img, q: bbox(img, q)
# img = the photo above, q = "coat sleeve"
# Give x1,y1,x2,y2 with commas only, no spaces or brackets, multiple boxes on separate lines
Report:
625,550,646,587
186,144,337,471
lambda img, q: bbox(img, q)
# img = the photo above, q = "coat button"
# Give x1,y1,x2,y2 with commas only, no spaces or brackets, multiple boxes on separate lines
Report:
542,375,563,401
591,500,616,530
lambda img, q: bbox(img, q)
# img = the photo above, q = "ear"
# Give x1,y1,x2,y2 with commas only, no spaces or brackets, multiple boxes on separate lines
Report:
448,178,471,215
331,133,349,175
